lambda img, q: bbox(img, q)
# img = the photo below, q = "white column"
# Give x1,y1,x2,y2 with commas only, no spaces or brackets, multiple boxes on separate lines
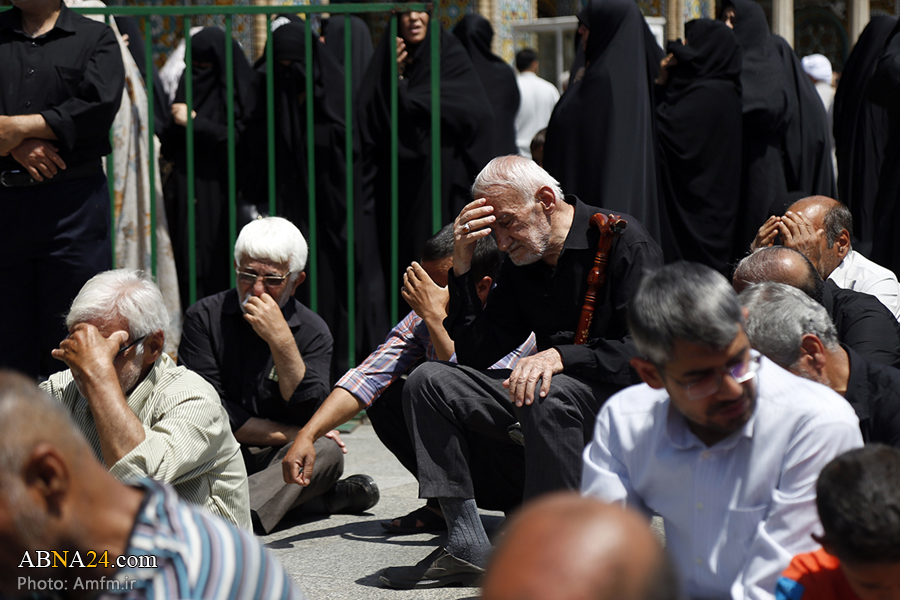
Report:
772,0,794,46
848,0,870,47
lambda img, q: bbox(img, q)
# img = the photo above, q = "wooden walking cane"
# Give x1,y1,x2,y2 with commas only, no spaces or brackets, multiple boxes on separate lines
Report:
574,213,627,345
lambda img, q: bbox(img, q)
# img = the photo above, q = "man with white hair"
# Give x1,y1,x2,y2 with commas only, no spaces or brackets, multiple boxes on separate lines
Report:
741,281,900,447
40,269,251,529
179,216,378,534
378,155,663,588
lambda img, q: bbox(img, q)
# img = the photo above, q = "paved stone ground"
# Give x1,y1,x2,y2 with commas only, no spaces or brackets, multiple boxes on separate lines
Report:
259,422,503,600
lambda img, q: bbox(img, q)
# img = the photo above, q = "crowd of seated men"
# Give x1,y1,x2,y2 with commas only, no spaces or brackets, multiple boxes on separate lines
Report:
4,0,900,593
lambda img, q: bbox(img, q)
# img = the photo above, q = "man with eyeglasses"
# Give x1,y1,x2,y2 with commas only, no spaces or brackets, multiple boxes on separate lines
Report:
179,216,378,534
40,269,252,529
582,262,863,600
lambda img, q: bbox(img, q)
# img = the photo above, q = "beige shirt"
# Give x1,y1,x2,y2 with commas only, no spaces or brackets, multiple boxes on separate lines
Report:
41,353,251,530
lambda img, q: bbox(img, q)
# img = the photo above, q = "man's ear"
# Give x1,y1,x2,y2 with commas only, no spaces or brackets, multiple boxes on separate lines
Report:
142,330,165,367
475,276,492,305
798,333,828,376
23,443,70,521
835,229,851,259
535,185,557,213
290,271,307,295
630,357,665,389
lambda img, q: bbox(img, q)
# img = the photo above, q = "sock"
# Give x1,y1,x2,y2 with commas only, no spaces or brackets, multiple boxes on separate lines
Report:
439,497,492,568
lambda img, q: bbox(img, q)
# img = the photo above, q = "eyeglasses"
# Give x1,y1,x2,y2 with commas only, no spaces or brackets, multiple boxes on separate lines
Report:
235,270,291,288
117,335,147,356
666,352,761,401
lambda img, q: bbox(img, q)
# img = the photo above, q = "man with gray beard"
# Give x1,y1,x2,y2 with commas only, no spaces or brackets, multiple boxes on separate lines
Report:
379,155,662,589
40,269,251,529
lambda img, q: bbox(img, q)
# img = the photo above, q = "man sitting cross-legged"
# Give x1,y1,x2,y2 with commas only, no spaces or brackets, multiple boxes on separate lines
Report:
179,216,378,534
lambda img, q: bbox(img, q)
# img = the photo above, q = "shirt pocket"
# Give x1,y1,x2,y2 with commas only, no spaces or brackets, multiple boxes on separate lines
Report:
55,65,84,97
726,504,767,549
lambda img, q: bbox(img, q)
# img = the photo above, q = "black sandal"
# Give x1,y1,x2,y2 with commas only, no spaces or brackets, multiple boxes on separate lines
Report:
381,505,447,535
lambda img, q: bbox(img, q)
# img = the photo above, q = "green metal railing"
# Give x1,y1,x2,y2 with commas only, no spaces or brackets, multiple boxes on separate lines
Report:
8,3,442,367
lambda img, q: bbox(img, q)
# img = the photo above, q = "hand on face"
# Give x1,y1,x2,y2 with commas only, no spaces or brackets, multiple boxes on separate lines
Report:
401,261,449,322
243,293,291,344
779,210,825,268
52,323,128,387
750,215,782,251
452,197,495,275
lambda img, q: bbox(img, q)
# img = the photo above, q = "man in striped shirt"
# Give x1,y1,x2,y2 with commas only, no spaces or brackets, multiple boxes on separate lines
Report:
0,370,304,600
40,269,252,529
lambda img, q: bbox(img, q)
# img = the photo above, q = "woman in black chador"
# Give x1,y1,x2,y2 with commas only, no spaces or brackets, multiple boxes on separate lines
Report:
542,0,664,244
833,16,898,256
251,19,388,374
452,14,520,157
868,19,900,277
357,7,495,281
656,19,743,275
162,28,257,308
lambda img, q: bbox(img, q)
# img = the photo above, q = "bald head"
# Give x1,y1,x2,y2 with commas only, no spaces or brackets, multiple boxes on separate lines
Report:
481,493,678,600
785,196,852,279
733,246,824,304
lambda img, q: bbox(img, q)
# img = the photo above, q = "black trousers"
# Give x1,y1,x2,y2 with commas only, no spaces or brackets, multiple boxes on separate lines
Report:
0,173,112,378
403,362,620,503
368,374,526,512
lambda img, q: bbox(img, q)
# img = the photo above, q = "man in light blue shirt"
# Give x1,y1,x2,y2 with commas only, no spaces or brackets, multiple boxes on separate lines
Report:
582,262,863,600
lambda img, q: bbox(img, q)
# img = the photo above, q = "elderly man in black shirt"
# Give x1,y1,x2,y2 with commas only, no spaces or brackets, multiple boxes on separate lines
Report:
179,217,379,534
379,155,663,589
741,282,900,447
0,0,124,378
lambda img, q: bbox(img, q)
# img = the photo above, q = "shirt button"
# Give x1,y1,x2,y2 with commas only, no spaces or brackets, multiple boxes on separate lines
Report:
701,451,711,460
696,557,703,566
31,41,37,47
29,68,35,75
696,502,703,510
25,101,31,107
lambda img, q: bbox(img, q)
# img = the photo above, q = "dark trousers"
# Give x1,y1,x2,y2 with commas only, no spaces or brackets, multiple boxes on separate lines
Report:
0,173,112,378
403,362,619,503
245,436,344,534
368,374,526,512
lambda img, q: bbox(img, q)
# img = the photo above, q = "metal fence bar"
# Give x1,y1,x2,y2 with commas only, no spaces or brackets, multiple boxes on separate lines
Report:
226,15,237,287
144,16,158,279
184,15,197,306
430,6,440,234
344,15,356,368
106,14,116,266
389,12,400,321
265,17,276,217
305,16,318,313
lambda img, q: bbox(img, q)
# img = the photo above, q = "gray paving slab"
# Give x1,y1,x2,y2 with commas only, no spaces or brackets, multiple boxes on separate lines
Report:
259,423,494,600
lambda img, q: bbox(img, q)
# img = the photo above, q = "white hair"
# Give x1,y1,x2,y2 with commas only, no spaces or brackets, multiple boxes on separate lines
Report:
740,281,839,369
234,216,308,274
471,155,565,206
66,270,168,342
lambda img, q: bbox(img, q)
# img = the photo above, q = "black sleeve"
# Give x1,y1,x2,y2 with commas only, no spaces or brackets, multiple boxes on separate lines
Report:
41,25,125,153
286,321,334,404
445,264,531,370
178,304,251,431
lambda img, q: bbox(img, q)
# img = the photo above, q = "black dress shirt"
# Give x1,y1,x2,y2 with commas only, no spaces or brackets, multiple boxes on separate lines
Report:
824,280,900,369
0,3,124,172
178,289,334,431
446,196,664,387
844,344,900,448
